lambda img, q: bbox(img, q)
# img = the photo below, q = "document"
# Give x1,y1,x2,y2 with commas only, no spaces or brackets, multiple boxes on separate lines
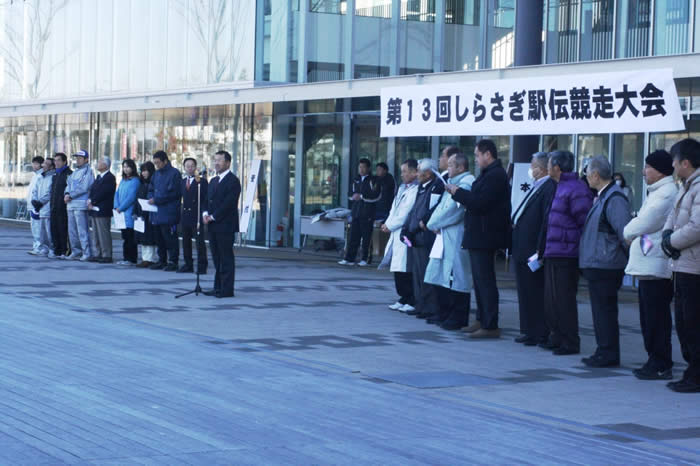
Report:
429,232,444,259
112,210,126,230
527,253,542,272
138,198,158,212
90,206,100,212
429,193,441,209
134,217,145,233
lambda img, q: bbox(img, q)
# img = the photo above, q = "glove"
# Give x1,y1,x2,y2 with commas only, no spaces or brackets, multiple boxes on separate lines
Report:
661,230,681,260
31,200,43,211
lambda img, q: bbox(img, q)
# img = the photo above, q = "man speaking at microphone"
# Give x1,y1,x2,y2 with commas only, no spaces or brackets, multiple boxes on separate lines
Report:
202,151,241,299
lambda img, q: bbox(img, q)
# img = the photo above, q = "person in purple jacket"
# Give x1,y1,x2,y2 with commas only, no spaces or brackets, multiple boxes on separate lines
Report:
539,151,593,355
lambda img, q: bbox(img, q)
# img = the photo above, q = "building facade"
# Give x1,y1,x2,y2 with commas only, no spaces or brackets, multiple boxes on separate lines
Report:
0,0,698,248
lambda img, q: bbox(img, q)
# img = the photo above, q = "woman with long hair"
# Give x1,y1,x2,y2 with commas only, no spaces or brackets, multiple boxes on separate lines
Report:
113,159,141,265
134,161,158,267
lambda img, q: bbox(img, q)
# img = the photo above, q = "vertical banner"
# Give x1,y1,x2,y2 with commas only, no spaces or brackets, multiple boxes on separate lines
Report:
239,158,262,234
510,163,533,213
381,69,685,137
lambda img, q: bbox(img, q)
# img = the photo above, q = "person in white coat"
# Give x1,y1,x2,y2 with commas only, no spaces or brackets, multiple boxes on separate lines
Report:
424,152,476,330
380,159,419,313
623,150,677,380
27,156,44,254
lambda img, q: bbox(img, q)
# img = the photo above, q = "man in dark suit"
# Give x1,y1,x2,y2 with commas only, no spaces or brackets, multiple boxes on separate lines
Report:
179,157,208,274
50,152,72,258
202,150,241,299
449,139,511,339
87,156,117,263
510,152,557,346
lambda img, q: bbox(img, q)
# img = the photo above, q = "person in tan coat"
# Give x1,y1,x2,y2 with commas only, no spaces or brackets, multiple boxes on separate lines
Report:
662,138,700,393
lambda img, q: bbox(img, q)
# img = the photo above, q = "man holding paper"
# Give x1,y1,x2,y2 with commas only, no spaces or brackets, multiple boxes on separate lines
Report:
424,152,475,330
87,156,117,263
510,152,557,346
148,151,182,271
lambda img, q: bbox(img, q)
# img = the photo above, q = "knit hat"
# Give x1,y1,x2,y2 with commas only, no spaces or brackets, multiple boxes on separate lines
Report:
645,150,673,176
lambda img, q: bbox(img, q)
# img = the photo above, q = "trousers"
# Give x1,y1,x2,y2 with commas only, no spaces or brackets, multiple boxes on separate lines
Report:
469,249,499,330
544,257,580,351
90,216,113,259
51,208,69,256
638,278,674,371
67,209,91,257
345,217,373,262
155,224,179,265
394,271,414,305
675,272,700,384
514,260,548,341
182,224,208,269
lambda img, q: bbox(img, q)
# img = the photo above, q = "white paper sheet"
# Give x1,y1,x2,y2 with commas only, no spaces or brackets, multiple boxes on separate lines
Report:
527,253,542,272
429,193,442,209
112,210,126,230
138,198,158,212
90,206,100,212
429,232,444,259
134,217,145,233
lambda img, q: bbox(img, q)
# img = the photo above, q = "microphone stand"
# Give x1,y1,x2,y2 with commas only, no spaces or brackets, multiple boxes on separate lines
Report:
175,181,203,298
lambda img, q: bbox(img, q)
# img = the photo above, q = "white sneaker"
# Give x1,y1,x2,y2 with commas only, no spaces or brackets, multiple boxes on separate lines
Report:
338,259,354,266
66,253,81,260
389,301,403,310
47,251,57,259
37,250,48,256
357,260,368,266
79,255,91,262
116,260,133,266
27,250,39,256
399,304,416,313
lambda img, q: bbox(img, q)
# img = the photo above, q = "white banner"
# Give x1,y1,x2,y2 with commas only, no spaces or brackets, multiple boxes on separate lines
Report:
239,158,261,234
510,163,532,213
381,69,684,137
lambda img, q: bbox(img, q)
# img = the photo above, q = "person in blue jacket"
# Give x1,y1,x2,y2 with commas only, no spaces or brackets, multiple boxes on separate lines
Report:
114,159,141,265
147,150,182,271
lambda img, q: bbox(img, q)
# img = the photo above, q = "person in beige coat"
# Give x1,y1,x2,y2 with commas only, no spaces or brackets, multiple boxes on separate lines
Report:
662,138,700,393
623,150,677,380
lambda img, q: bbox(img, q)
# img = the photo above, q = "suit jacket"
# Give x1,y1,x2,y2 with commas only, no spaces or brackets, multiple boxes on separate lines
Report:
181,176,208,228
88,171,117,217
511,177,557,262
207,171,241,233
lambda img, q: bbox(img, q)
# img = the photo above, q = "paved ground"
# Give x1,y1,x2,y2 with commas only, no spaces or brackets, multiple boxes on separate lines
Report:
0,221,699,465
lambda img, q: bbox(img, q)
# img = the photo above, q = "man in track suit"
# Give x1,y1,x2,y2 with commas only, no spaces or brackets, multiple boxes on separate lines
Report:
202,150,241,299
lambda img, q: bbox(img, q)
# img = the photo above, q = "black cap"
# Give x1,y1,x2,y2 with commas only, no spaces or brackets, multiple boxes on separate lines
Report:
645,150,674,176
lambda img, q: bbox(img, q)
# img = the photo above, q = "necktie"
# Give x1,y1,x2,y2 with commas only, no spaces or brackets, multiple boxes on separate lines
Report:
186,178,191,190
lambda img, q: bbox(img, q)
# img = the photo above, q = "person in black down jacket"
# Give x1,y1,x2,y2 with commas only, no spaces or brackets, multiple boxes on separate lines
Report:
134,162,158,267
449,139,511,339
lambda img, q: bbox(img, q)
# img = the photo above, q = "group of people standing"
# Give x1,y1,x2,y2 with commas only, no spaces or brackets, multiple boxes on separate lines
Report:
368,138,699,394
27,149,241,299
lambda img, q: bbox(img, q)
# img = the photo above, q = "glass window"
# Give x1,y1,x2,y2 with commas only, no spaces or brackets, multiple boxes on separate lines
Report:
354,11,393,78
395,136,431,175
653,0,691,55
440,136,477,173
546,0,580,64
302,114,343,214
356,0,392,18
487,0,515,68
261,0,300,82
95,0,114,93
307,2,346,81
696,0,700,52
443,1,481,71
543,135,574,153
351,115,388,175
649,119,700,151
612,133,644,213
615,0,651,58
401,0,435,21
577,133,609,173
579,0,613,61
311,0,347,14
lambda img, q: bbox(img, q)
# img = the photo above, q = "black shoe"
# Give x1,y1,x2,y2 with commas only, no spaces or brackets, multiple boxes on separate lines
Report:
538,340,559,350
514,335,530,343
581,355,619,368
87,256,101,263
163,263,178,272
405,309,422,316
667,379,700,393
426,318,444,325
149,262,166,270
522,339,538,347
177,265,194,273
99,257,112,264
203,289,219,296
216,292,234,299
633,366,673,380
441,320,465,331
552,346,579,356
